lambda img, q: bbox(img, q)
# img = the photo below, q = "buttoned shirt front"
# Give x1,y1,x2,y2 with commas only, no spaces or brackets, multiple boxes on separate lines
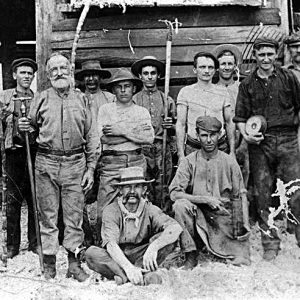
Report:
234,67,300,130
29,87,98,169
133,88,175,140
0,88,33,149
177,83,231,139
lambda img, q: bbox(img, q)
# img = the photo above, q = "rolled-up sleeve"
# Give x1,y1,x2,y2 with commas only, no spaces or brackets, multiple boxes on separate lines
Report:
233,82,251,123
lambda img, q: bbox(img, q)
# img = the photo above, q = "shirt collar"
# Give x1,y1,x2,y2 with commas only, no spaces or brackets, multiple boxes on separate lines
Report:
254,65,278,80
142,86,158,95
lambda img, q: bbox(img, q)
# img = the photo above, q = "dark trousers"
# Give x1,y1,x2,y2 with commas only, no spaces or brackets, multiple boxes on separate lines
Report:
85,242,175,282
6,147,37,251
249,131,300,251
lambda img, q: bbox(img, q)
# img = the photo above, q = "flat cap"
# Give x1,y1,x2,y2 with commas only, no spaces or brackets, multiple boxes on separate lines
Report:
11,58,38,73
253,36,279,50
284,32,300,46
196,116,222,133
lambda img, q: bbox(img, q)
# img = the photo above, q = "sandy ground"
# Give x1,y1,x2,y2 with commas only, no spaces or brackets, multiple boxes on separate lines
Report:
1,206,300,300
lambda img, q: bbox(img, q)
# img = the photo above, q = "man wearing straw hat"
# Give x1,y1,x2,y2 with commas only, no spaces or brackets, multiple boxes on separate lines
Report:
131,56,176,209
234,37,300,261
96,68,154,244
85,166,182,285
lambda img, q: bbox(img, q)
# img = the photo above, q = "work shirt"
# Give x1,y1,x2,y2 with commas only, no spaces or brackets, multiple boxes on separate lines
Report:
133,88,175,140
0,88,33,149
98,102,154,151
101,198,177,248
284,64,300,83
29,87,98,169
177,83,231,139
234,67,300,130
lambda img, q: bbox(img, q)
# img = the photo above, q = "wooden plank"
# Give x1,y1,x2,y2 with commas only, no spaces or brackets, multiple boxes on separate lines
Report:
53,7,280,31
51,25,280,49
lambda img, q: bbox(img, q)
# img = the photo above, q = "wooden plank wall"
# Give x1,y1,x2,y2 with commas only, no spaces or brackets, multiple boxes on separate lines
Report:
51,5,282,99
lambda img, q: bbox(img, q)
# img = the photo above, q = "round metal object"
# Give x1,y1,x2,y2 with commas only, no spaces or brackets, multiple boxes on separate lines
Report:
245,115,267,135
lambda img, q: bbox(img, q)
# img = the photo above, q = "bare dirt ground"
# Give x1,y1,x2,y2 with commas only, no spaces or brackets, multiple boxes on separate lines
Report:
1,206,300,300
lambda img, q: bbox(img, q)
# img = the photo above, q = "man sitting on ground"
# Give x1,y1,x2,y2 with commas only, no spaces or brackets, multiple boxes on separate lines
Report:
85,166,182,285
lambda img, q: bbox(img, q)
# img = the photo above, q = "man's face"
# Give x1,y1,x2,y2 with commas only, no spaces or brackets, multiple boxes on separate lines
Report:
194,57,216,82
218,55,236,80
84,73,100,93
288,43,300,64
121,183,146,205
139,66,159,89
113,80,136,104
47,55,71,90
13,66,34,89
254,46,277,72
197,128,219,153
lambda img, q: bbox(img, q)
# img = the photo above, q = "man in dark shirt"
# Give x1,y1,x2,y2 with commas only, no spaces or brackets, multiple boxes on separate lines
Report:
234,37,300,261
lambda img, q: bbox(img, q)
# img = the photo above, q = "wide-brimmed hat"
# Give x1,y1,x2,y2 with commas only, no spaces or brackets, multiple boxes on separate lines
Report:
212,44,242,65
75,60,111,81
11,58,38,73
106,68,143,93
131,56,165,78
113,167,154,186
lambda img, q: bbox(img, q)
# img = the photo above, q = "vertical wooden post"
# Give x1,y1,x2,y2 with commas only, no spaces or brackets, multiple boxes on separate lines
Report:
35,0,56,92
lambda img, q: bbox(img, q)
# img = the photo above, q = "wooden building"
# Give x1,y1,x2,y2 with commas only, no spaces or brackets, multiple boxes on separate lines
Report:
24,1,297,97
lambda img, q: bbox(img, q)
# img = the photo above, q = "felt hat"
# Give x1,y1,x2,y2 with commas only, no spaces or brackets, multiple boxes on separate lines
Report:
113,167,154,186
196,116,222,133
131,56,165,78
284,32,300,46
75,60,111,81
212,44,242,65
11,58,38,73
253,36,279,50
194,52,219,69
106,68,143,93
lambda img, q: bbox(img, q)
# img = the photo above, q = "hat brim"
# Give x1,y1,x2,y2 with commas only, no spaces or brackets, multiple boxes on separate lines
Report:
75,69,112,81
131,59,166,78
212,44,242,65
106,78,143,94
112,179,155,186
12,60,38,73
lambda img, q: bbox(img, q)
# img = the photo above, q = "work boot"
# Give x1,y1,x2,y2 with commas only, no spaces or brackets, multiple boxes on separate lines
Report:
66,251,89,282
143,272,163,285
43,255,56,279
183,251,198,270
263,249,278,261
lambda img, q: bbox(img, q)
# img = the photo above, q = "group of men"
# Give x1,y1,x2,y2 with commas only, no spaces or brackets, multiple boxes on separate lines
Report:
1,31,300,285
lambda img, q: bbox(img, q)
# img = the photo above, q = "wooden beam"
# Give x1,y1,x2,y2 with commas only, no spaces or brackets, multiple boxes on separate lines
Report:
35,0,56,91
51,25,280,49
53,7,281,31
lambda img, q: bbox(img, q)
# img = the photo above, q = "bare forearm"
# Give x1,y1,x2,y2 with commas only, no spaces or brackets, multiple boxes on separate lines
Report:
107,242,134,271
101,135,128,145
176,122,186,158
123,130,154,145
226,119,236,154
171,191,218,205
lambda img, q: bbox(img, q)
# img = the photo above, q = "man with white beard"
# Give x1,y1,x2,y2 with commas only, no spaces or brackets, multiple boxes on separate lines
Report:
18,52,98,281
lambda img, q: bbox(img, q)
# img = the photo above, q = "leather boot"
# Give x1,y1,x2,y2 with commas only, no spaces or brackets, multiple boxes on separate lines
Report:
183,251,198,270
66,251,89,282
43,255,56,279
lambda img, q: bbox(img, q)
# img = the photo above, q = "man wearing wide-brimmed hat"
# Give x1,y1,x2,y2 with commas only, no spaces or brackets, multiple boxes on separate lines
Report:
85,166,182,285
131,56,176,209
95,68,154,244
284,31,300,83
234,36,300,261
0,57,38,258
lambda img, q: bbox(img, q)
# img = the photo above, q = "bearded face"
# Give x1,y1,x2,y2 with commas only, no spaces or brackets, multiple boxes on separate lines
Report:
120,183,146,205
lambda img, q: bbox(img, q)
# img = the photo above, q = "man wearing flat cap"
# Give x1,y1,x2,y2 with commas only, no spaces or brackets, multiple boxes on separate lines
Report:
284,31,300,83
131,56,176,209
176,52,236,164
0,57,37,258
85,166,182,285
96,68,154,244
171,116,250,269
234,36,300,261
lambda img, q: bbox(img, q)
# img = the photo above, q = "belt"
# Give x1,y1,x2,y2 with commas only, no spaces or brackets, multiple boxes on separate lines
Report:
37,147,84,156
102,148,142,156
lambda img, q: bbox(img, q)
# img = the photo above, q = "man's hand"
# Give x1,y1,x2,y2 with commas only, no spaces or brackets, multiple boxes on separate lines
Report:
162,116,173,130
143,244,158,272
124,265,145,285
18,117,31,132
243,132,264,145
81,168,94,193
102,124,123,136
